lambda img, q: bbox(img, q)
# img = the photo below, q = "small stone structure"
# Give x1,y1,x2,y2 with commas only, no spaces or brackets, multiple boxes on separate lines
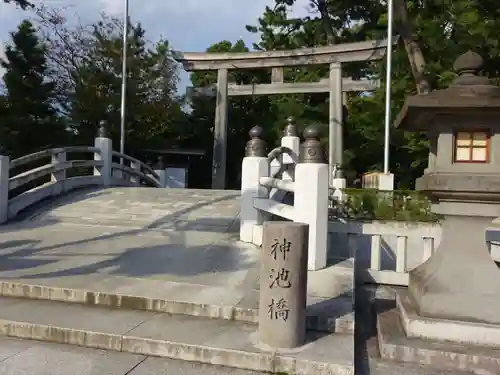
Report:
379,51,500,373
259,221,308,349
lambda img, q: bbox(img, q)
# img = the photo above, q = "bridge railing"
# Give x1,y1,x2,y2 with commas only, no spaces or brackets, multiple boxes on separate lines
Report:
240,122,329,271
0,123,166,223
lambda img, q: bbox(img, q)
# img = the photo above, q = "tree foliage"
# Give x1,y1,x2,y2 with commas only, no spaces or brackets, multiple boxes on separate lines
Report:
238,0,500,187
0,20,67,157
33,8,182,152
2,1,500,189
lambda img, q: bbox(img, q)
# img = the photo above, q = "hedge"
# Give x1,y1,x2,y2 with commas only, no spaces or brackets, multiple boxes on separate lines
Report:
328,188,441,223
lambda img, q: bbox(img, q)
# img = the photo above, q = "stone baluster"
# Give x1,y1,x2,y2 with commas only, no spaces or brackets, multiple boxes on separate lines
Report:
94,120,112,186
240,126,269,244
281,116,300,181
294,125,329,270
130,159,141,186
51,148,67,196
154,156,167,187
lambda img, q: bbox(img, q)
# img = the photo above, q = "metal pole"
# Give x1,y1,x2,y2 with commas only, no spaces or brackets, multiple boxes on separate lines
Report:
383,0,394,174
119,0,129,161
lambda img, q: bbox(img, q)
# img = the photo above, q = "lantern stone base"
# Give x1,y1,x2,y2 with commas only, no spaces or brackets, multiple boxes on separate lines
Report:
397,290,500,347
377,291,500,373
407,211,500,325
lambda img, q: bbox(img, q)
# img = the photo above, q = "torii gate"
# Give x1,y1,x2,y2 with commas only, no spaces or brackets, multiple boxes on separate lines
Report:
174,39,392,189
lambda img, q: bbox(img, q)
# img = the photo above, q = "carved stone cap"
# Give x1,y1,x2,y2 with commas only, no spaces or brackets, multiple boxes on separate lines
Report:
97,120,107,138
299,125,324,163
452,51,490,86
156,155,165,170
283,116,298,137
245,125,266,157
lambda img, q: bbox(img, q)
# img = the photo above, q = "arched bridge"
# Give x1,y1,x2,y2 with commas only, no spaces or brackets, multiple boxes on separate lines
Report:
0,124,359,375
0,125,351,308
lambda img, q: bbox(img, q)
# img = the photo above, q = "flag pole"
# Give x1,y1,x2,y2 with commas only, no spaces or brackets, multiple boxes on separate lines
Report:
119,0,129,161
383,0,394,174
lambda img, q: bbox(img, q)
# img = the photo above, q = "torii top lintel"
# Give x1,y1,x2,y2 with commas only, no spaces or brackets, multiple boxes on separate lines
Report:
173,38,397,71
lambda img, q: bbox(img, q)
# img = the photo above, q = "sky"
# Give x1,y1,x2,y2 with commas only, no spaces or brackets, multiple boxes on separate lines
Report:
0,0,311,90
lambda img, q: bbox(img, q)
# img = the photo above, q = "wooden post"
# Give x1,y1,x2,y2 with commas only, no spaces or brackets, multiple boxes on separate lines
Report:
329,63,343,182
212,68,229,189
259,221,308,349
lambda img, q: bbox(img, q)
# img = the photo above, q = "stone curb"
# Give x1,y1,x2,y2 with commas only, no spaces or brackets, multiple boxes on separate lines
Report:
0,281,353,334
0,319,354,375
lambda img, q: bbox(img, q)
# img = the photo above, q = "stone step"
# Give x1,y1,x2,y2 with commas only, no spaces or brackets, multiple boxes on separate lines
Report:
0,296,354,375
0,280,354,334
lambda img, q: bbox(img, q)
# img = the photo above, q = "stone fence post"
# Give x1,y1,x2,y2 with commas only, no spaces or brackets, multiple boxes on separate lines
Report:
240,126,269,244
281,116,300,181
294,125,329,271
130,160,141,186
154,156,167,187
94,121,112,186
259,221,308,349
269,117,300,179
0,153,9,224
51,149,67,196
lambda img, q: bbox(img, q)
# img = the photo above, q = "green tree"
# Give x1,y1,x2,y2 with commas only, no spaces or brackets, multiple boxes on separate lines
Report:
34,8,183,153
245,0,500,187
0,20,67,157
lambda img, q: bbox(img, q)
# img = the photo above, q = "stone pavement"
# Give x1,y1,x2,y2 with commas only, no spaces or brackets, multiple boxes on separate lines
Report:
0,337,264,375
0,187,354,330
0,187,355,374
0,336,471,375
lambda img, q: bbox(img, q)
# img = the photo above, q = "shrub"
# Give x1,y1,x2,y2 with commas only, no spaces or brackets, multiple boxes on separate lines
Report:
328,188,441,222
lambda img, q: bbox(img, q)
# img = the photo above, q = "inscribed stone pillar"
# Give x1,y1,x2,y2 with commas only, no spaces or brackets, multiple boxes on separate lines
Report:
258,221,308,349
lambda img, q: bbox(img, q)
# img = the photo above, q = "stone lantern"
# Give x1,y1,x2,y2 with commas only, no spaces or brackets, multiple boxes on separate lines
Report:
390,51,500,348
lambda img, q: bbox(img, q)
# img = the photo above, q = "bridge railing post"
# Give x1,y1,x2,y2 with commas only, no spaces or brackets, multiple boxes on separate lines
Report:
51,149,66,196
0,154,9,224
240,126,269,244
294,125,329,271
94,121,112,187
281,116,300,181
154,156,167,187
130,161,141,186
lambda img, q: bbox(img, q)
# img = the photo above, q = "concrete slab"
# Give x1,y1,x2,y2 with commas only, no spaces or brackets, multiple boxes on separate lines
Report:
0,337,145,375
130,357,265,375
0,296,354,375
0,337,266,375
0,297,153,336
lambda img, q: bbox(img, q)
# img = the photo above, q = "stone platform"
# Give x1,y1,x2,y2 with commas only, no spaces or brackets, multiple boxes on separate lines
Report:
377,291,500,374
